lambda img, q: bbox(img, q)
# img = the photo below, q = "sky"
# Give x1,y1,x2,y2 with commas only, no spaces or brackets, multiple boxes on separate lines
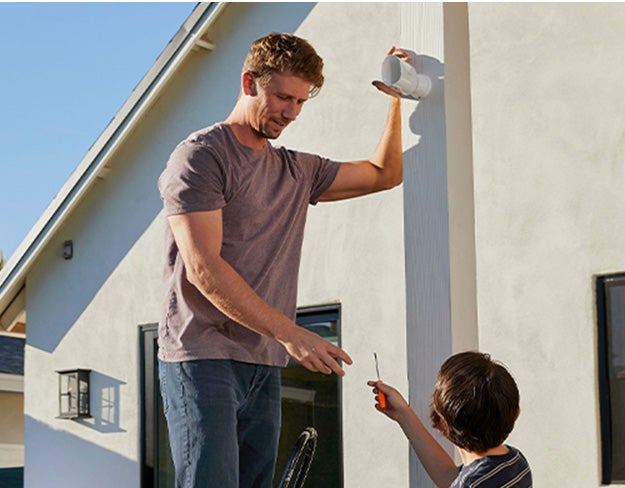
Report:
0,2,196,261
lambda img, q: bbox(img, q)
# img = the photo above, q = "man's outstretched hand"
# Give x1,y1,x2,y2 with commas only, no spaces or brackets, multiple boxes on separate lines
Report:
279,324,353,376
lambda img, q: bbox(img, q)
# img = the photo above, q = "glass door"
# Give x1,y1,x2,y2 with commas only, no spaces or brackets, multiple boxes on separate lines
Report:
140,324,175,488
274,305,343,487
141,304,343,488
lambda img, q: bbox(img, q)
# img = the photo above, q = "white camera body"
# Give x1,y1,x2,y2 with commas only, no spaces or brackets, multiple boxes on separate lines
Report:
381,55,432,100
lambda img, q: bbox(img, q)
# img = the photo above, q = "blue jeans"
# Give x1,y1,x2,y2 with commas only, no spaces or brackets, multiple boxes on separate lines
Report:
158,359,282,488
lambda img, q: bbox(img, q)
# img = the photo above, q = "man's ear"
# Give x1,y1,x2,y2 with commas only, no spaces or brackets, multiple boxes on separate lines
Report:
242,71,257,96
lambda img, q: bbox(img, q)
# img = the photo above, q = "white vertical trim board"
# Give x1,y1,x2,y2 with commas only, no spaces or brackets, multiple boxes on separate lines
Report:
400,3,453,487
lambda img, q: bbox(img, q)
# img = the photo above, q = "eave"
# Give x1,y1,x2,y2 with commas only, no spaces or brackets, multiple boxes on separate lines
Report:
0,2,226,315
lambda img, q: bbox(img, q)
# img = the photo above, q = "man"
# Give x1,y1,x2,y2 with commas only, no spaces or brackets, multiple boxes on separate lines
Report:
158,32,406,487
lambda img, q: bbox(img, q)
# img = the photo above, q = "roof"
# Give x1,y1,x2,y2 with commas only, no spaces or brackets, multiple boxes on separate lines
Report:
0,336,25,375
0,2,227,315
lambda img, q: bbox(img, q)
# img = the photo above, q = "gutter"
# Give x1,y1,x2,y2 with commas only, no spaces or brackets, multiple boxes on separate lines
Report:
0,2,227,313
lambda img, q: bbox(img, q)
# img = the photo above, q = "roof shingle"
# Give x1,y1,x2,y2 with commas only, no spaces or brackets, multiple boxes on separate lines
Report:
0,336,25,375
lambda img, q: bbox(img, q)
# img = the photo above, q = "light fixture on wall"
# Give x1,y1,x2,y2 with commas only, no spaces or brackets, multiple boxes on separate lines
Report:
63,240,73,260
57,369,91,419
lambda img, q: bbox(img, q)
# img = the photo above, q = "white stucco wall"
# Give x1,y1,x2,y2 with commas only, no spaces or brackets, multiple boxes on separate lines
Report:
466,4,625,486
24,93,171,486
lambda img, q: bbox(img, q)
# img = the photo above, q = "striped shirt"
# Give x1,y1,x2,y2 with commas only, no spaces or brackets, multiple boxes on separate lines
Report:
451,445,532,488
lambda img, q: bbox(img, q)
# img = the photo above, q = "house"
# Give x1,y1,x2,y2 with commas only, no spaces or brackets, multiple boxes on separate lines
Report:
0,335,25,486
0,2,624,486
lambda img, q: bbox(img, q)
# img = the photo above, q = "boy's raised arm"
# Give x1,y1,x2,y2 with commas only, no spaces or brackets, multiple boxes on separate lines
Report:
369,381,458,488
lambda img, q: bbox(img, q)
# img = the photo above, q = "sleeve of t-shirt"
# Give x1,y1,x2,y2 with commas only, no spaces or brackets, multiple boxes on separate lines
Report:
306,154,341,205
158,141,227,216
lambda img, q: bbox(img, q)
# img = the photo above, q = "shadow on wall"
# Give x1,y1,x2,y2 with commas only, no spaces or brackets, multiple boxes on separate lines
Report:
402,53,450,381
408,54,445,134
401,53,453,485
404,55,449,278
402,53,449,312
27,2,318,355
24,415,136,487
75,371,127,434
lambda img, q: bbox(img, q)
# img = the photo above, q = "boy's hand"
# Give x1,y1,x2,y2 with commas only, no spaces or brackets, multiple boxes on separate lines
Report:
368,380,410,421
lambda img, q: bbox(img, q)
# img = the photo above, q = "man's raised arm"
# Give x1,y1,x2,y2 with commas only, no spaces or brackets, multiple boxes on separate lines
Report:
320,47,408,202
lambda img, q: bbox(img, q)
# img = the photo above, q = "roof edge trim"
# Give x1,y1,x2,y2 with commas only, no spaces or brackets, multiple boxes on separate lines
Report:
0,2,227,313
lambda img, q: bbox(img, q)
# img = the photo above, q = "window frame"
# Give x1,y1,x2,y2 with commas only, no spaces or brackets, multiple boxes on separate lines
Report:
139,304,345,488
597,274,625,484
139,323,174,488
277,303,344,487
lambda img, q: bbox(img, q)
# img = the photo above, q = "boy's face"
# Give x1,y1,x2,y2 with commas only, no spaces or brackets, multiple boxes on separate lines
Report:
247,71,310,140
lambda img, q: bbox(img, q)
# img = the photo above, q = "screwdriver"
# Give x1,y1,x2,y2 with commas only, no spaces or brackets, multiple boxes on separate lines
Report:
373,352,387,409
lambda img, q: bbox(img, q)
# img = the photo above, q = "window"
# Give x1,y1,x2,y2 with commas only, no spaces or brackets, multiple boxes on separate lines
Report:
274,305,343,487
597,275,625,484
140,305,343,488
139,324,174,488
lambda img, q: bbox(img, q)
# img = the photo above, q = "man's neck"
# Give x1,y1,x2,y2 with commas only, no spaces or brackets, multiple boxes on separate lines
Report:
225,105,267,151
459,444,509,465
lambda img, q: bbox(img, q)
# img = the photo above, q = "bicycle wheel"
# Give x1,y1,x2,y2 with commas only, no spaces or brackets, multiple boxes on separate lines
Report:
278,427,318,488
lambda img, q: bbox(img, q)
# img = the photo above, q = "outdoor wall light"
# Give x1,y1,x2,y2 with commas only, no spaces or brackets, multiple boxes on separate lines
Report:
57,369,91,419
63,240,73,260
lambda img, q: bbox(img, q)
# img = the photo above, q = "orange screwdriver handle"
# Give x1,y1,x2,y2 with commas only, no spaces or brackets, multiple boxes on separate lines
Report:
377,380,387,409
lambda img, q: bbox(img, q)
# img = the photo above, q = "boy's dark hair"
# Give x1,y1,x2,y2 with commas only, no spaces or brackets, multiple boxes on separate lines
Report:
243,32,324,97
430,351,520,454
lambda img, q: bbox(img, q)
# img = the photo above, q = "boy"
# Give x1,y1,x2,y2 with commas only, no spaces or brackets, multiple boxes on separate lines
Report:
369,351,532,487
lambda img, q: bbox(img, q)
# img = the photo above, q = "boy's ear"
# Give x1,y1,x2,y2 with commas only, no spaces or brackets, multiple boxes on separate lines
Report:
515,407,521,421
242,71,257,96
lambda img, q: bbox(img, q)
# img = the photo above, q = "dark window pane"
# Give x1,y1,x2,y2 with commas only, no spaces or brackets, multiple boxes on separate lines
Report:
141,305,343,488
598,276,625,483
275,306,342,487
140,324,175,488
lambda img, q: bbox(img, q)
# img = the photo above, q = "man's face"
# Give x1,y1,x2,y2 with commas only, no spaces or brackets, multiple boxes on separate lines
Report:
248,71,311,140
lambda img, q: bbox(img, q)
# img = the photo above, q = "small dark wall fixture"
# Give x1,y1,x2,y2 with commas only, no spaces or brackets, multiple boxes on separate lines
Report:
57,369,91,419
63,240,73,260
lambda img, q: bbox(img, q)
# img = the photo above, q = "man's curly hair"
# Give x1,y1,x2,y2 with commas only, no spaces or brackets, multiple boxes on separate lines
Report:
243,32,324,98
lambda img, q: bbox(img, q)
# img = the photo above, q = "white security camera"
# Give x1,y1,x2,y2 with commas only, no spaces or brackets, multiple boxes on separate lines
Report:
382,55,432,100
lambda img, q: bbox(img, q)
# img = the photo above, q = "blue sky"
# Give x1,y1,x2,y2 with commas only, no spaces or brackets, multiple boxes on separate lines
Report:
0,2,196,260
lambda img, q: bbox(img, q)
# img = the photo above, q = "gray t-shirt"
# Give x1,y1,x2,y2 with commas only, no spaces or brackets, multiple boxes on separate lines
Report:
157,123,341,366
